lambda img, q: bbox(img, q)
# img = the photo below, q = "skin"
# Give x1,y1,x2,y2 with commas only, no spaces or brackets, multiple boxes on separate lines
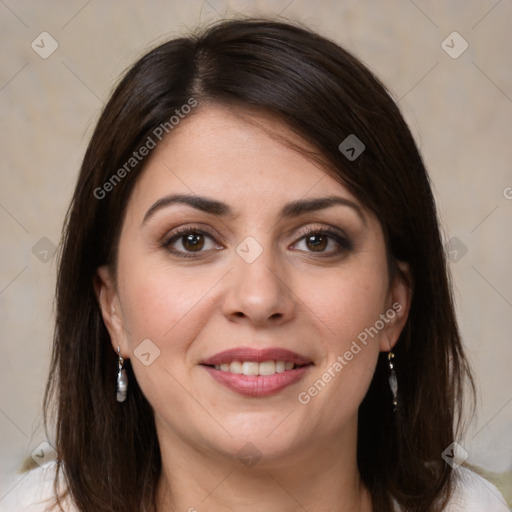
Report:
96,105,411,512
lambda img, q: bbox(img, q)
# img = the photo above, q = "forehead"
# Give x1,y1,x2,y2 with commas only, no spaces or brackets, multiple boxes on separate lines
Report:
127,104,362,215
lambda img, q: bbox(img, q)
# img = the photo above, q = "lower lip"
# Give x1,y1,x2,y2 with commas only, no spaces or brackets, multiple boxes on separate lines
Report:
202,365,312,397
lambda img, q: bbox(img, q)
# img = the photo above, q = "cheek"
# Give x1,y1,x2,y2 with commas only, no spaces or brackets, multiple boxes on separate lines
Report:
118,262,217,344
115,267,212,414
115,260,224,408
293,260,388,415
299,259,389,348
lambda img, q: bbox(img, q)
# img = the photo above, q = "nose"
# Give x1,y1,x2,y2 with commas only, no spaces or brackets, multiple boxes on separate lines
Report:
221,242,296,327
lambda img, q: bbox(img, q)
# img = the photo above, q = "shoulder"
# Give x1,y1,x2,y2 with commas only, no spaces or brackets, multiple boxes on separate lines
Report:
444,466,510,511
0,461,76,512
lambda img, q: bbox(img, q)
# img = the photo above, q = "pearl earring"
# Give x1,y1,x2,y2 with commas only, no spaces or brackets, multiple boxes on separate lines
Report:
116,346,128,402
388,351,398,413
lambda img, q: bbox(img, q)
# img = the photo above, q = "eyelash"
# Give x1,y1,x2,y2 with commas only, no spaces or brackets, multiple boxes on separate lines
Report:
294,225,353,254
161,224,353,259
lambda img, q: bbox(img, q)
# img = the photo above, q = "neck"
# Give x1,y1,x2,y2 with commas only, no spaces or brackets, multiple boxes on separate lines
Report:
155,418,372,512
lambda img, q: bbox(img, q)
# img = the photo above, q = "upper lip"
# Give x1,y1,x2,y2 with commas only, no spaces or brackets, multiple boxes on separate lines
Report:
201,347,313,366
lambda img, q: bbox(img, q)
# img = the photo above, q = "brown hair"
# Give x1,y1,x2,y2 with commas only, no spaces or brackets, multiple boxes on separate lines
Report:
44,17,475,512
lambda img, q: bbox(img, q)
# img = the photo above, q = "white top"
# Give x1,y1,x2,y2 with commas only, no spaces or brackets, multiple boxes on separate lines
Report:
1,461,509,511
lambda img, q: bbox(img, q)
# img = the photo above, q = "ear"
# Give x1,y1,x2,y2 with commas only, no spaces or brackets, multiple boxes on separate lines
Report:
379,260,412,352
94,265,129,357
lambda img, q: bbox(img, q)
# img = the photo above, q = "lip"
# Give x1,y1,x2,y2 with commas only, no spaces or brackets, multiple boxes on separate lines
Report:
200,347,313,397
201,347,312,366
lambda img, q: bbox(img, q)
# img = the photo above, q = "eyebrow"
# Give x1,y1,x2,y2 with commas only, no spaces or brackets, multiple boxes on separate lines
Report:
142,193,366,226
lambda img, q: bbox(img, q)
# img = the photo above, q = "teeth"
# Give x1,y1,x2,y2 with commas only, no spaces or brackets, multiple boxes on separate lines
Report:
230,361,243,373
242,361,259,376
214,360,298,375
258,361,275,375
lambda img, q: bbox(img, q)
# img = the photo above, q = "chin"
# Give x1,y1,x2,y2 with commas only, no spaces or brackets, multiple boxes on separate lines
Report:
200,418,313,464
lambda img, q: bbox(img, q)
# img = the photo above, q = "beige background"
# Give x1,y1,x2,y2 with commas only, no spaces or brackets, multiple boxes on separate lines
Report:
1,0,511,505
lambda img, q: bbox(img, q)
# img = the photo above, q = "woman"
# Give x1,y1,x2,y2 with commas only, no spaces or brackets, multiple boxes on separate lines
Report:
5,17,509,512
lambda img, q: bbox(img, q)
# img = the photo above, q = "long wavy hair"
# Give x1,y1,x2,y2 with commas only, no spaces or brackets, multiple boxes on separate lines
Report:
44,17,475,512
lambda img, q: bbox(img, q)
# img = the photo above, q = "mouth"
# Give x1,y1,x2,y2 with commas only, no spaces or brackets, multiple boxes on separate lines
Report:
200,347,313,397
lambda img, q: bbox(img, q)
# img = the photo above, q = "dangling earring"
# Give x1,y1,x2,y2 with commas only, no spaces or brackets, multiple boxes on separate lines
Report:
116,346,128,402
388,351,398,413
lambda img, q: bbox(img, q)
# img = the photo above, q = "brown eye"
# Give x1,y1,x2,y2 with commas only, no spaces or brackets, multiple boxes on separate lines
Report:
162,227,223,258
291,227,353,256
181,232,205,251
305,234,328,252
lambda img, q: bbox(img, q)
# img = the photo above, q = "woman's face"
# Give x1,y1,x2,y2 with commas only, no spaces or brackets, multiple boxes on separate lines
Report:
97,105,410,466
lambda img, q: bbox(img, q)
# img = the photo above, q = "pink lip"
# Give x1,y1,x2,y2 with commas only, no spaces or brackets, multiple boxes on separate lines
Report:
200,347,313,397
203,366,311,397
201,347,312,366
